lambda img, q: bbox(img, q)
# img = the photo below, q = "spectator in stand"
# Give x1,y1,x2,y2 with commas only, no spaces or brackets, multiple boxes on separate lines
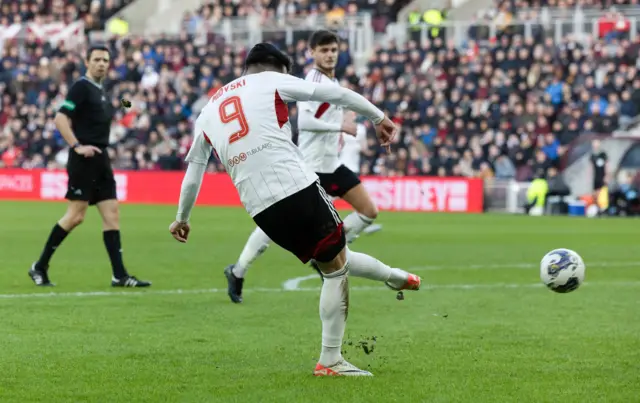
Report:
0,0,134,30
2,0,640,184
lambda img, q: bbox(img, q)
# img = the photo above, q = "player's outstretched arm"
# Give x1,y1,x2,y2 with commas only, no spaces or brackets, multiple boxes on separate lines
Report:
276,74,396,148
307,85,396,149
170,162,206,243
277,74,383,124
307,85,385,125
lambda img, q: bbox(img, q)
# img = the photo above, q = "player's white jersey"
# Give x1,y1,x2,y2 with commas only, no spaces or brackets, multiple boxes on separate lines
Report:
186,72,319,217
297,68,344,173
339,123,367,174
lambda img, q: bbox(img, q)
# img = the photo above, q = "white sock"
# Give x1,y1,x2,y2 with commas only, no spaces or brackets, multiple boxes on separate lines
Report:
346,248,408,288
232,227,271,278
343,212,374,243
318,264,349,367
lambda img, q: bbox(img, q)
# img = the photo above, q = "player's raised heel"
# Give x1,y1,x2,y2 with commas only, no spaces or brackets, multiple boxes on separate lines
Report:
385,272,421,291
313,360,373,376
29,263,54,287
224,264,244,303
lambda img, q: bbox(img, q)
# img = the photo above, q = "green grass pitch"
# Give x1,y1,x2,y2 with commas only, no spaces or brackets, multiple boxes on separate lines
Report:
1,201,639,402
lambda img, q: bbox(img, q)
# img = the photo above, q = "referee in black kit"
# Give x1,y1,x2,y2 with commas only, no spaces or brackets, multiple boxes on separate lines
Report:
29,44,151,288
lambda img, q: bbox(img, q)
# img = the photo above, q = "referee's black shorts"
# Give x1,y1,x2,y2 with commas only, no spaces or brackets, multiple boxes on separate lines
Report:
65,148,117,205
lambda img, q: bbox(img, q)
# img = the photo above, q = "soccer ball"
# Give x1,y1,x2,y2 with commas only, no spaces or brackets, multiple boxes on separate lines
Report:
540,248,586,293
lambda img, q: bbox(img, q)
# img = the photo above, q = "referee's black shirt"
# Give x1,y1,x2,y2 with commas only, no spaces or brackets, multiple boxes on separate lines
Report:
58,76,113,147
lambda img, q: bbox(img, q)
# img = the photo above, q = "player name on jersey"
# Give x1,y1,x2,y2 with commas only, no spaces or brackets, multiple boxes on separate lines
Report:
211,79,246,102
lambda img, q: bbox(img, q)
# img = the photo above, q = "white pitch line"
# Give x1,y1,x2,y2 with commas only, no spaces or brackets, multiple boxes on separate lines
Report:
282,274,318,291
2,281,639,300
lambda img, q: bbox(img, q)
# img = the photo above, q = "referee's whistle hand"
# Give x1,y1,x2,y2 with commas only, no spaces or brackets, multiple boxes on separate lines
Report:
75,145,103,157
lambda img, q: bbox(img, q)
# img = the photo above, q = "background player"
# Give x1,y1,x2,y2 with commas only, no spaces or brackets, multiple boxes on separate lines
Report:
224,30,384,302
28,45,150,288
168,43,421,376
338,111,383,236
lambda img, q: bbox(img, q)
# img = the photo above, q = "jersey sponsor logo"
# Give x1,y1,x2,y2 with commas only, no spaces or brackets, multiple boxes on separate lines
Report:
211,79,246,102
227,142,273,167
228,152,247,167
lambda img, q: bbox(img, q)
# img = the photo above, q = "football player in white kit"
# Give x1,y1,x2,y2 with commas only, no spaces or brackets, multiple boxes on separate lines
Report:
168,43,421,376
338,111,383,236
224,31,384,303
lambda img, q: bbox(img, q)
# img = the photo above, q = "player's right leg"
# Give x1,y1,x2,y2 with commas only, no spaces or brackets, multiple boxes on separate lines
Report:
312,245,421,377
224,226,271,303
30,200,88,286
254,181,420,375
312,246,371,376
252,181,370,375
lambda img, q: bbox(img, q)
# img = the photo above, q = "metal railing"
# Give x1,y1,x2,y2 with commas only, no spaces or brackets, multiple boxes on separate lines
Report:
395,15,639,48
520,5,640,19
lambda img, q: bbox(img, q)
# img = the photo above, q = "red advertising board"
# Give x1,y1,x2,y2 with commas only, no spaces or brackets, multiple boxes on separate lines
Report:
0,169,483,213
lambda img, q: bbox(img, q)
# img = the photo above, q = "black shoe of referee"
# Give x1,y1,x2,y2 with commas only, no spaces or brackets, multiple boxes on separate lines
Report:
29,263,54,287
111,275,151,287
224,264,244,303
309,260,324,283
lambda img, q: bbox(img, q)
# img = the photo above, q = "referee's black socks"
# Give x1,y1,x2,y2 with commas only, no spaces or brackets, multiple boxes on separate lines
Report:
36,223,69,271
103,230,128,279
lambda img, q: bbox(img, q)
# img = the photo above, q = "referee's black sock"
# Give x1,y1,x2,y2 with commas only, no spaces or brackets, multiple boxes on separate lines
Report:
103,230,128,279
36,223,69,271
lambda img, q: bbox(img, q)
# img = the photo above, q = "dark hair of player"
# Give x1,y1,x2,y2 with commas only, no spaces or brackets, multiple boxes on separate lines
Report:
86,44,110,61
308,30,340,49
244,43,292,73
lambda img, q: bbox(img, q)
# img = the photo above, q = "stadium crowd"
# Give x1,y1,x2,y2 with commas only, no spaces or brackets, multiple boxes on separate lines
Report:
189,0,406,22
1,0,639,182
0,0,133,31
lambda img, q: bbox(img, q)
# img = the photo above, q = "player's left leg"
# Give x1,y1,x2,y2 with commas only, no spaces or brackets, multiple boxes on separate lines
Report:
224,226,272,303
96,198,151,287
345,247,420,290
329,194,382,237
340,183,378,244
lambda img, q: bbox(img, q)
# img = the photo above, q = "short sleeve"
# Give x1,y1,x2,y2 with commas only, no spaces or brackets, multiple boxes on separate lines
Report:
185,128,214,165
274,73,317,103
58,81,86,118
